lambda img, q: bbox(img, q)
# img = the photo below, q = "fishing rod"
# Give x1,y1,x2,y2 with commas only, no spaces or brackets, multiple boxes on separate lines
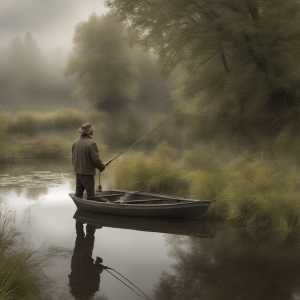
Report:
106,108,181,165
103,265,153,300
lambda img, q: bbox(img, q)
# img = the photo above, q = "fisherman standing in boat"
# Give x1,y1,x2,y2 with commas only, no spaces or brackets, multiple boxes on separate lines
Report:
72,122,109,200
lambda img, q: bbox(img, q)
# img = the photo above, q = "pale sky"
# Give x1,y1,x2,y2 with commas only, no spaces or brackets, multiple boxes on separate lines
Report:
0,0,108,54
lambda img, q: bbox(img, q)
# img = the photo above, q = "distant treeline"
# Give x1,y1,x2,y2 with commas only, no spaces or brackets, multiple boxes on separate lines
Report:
0,20,177,119
0,32,78,112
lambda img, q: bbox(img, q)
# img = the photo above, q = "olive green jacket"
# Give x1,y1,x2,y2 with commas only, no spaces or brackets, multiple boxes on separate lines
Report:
72,135,105,175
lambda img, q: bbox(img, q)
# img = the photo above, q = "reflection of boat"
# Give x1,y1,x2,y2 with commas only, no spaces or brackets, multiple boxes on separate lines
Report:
73,209,215,238
69,190,211,220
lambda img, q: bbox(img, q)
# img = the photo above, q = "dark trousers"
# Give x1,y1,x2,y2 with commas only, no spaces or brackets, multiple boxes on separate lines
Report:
75,174,95,200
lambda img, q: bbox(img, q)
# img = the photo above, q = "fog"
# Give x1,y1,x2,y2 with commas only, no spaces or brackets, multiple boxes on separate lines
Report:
0,1,109,112
0,0,107,53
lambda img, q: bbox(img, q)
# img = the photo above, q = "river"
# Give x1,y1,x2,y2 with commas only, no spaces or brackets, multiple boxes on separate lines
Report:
1,161,300,300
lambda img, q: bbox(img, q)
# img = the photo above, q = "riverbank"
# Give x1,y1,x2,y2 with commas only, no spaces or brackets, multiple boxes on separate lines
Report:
110,143,300,241
1,107,300,240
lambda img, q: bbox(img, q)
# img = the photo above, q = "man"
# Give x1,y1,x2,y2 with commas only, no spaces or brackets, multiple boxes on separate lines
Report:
72,122,109,200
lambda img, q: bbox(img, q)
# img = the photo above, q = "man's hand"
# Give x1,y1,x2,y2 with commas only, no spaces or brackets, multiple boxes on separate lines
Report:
104,160,112,166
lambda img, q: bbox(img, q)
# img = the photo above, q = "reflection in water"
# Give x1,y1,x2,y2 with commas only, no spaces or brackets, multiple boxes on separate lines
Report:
73,209,215,238
6,164,300,299
0,171,70,188
0,171,72,200
72,210,215,300
69,221,105,300
152,223,300,300
25,186,48,200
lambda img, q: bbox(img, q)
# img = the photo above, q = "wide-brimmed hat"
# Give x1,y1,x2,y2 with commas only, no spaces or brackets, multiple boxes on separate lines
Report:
78,122,94,134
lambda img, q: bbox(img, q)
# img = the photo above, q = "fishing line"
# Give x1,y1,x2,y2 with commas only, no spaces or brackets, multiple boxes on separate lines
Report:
106,108,181,164
103,266,153,300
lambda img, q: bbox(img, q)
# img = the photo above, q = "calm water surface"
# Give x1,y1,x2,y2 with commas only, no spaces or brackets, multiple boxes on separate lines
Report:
1,162,300,300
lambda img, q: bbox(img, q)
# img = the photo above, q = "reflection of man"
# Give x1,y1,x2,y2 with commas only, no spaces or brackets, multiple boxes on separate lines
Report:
72,122,109,200
69,221,104,300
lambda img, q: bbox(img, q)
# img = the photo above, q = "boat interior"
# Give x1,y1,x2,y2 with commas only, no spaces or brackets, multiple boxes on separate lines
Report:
87,191,191,205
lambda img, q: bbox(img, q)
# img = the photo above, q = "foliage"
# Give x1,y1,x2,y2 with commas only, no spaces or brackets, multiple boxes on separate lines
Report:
65,13,137,113
106,0,300,147
64,12,178,150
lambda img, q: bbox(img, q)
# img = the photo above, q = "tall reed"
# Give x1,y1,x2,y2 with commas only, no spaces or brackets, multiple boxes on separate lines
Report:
0,200,70,299
110,142,189,197
110,144,300,240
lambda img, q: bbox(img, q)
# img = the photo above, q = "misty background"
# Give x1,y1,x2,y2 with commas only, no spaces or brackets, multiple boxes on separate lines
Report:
0,1,178,149
0,0,106,111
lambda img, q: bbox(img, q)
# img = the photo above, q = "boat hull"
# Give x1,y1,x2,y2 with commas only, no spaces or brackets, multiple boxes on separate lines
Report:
73,209,215,237
69,190,211,220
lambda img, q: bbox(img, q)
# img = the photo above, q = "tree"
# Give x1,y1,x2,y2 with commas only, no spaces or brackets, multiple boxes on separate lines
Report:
106,0,300,148
65,13,138,113
1,32,48,110
135,50,177,115
0,32,75,112
65,12,180,149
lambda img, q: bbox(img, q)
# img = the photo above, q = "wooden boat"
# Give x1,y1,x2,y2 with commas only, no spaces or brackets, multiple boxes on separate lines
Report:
73,209,215,238
69,189,211,220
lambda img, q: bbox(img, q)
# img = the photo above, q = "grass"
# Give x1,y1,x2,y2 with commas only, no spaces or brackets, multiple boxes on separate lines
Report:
0,135,72,163
6,109,88,133
211,157,300,240
0,200,71,299
18,135,72,159
0,108,108,163
111,148,190,197
0,202,49,299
